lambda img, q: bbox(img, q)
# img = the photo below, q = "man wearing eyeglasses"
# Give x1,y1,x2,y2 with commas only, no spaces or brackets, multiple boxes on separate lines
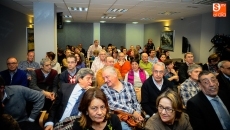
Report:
0,57,27,87
59,55,79,84
217,60,230,98
141,62,173,116
187,71,230,130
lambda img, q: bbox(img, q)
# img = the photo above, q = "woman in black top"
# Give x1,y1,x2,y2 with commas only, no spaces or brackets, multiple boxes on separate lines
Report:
73,88,122,130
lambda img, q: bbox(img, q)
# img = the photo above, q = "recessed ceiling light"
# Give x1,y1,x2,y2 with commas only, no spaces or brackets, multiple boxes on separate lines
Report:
63,15,72,18
100,21,106,23
141,18,154,20
68,7,88,11
101,16,116,19
132,22,138,24
107,8,128,13
158,11,180,15
65,20,71,22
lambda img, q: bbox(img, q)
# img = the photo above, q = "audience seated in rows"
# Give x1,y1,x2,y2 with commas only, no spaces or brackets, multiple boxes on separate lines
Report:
101,66,144,130
187,71,230,130
0,57,28,87
141,62,173,116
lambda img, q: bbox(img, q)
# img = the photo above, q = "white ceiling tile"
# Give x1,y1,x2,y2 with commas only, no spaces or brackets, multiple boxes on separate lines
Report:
90,0,116,4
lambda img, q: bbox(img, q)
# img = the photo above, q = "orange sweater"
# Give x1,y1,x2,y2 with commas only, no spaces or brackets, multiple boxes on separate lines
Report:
114,61,131,79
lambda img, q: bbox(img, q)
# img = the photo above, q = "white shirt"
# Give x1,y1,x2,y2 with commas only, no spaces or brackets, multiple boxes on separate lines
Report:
91,58,105,75
60,84,83,121
87,45,102,58
152,76,164,90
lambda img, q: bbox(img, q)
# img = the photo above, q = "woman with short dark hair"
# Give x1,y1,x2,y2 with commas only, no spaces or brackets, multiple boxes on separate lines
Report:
73,88,122,130
46,51,61,74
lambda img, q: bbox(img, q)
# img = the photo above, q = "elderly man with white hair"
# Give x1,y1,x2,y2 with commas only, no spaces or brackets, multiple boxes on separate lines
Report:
91,49,106,75
141,62,173,116
216,60,230,98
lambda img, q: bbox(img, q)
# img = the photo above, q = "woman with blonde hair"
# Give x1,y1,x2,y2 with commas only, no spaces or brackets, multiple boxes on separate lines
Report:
145,89,193,130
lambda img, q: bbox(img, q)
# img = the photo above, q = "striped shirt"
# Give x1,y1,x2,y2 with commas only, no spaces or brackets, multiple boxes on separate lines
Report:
101,81,141,114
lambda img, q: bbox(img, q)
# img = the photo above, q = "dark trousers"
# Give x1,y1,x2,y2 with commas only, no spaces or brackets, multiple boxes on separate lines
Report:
19,121,42,130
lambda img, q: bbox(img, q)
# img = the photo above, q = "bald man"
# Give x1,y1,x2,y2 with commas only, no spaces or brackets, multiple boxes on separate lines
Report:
139,53,153,75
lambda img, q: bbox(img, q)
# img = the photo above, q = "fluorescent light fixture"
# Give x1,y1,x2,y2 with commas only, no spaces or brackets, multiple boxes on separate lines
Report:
63,15,72,18
65,20,71,22
107,8,128,13
101,16,116,19
132,22,138,24
141,18,154,20
158,11,180,15
68,7,88,11
100,21,106,23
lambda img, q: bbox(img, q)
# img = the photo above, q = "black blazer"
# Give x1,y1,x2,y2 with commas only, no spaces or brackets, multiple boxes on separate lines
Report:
46,83,76,124
187,91,230,130
216,72,230,97
178,63,189,83
141,76,173,116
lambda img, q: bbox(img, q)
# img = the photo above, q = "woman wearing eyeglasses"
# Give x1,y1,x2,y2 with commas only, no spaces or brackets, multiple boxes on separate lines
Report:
145,89,193,130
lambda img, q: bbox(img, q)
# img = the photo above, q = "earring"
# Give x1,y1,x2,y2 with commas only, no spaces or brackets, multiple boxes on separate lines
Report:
86,112,88,115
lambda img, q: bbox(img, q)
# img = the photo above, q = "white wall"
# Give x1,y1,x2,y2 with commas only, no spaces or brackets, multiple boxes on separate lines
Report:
126,24,144,48
144,12,220,63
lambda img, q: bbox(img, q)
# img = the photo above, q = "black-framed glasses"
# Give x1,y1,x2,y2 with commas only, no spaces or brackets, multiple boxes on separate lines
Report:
157,105,174,113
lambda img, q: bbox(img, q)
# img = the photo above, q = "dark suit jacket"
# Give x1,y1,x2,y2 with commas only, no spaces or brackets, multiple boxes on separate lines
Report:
216,72,230,98
187,91,230,130
178,63,189,83
46,83,76,124
141,76,173,116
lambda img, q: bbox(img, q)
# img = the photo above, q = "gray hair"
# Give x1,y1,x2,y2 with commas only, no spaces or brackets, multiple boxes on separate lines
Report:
152,62,165,70
76,68,94,81
187,64,202,74
40,57,51,66
102,66,117,76
141,53,148,58
217,60,229,69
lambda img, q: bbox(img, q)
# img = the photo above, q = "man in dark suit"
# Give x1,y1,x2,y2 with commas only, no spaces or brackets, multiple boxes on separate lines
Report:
187,71,230,130
44,68,94,130
178,52,195,83
217,60,230,97
141,62,173,116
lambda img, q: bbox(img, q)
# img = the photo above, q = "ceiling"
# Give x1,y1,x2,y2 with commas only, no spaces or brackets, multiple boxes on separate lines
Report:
0,0,229,24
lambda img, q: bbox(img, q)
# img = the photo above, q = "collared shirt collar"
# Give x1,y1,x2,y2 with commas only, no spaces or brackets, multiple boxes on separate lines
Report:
188,78,198,86
152,76,164,90
9,69,17,74
223,73,230,80
41,69,50,78
67,67,77,76
2,90,7,102
205,94,218,101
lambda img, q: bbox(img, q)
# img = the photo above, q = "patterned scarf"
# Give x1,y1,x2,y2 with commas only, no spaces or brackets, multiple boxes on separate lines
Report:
68,74,76,84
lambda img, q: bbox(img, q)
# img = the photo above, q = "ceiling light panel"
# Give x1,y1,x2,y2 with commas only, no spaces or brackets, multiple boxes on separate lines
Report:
141,18,154,20
63,15,72,18
68,7,88,11
107,8,128,13
101,16,116,19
